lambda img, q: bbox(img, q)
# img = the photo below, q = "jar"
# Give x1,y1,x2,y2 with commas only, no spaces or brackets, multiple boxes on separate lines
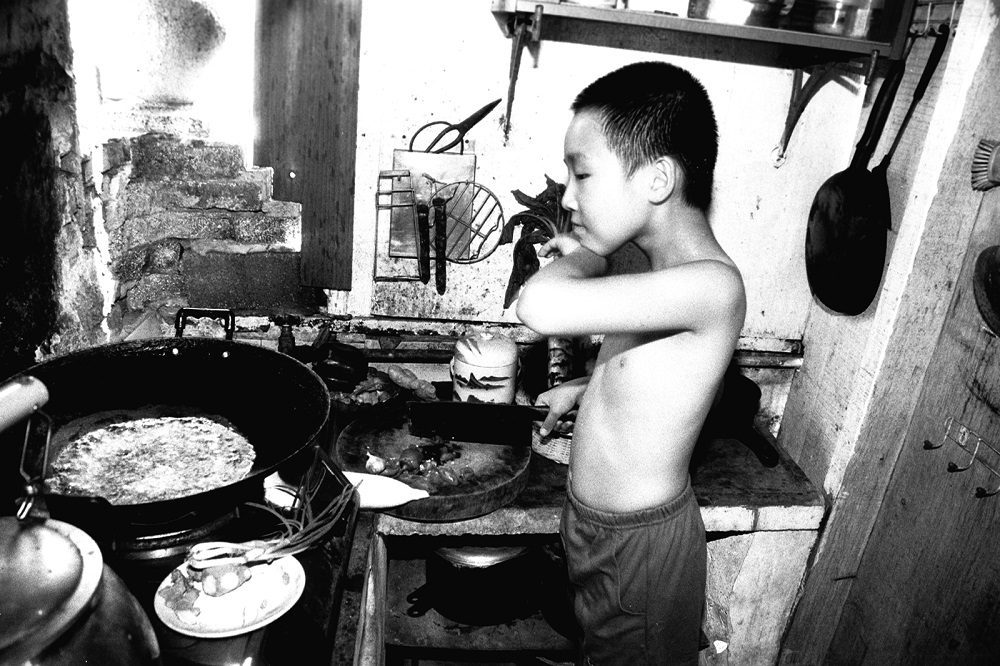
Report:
450,333,519,404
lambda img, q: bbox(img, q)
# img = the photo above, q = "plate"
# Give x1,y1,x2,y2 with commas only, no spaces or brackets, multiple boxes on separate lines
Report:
153,555,306,639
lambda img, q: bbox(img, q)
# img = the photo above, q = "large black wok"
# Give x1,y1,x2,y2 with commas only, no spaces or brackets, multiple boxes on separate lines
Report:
1,337,329,531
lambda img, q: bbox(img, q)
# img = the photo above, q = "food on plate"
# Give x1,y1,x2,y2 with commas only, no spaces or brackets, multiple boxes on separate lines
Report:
190,563,253,597
386,365,438,401
365,439,476,493
330,365,438,405
158,569,201,615
47,411,255,504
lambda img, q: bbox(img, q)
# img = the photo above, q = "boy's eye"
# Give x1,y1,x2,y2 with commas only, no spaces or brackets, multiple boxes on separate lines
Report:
574,173,589,180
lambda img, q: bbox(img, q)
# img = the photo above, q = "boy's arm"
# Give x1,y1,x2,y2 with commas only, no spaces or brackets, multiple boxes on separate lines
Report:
533,375,588,436
516,246,745,338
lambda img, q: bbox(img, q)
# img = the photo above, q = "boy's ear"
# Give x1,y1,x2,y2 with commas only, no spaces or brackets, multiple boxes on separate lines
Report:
647,156,678,204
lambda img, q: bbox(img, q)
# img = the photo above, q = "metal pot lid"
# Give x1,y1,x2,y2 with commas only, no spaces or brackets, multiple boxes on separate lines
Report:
0,517,103,663
434,544,528,569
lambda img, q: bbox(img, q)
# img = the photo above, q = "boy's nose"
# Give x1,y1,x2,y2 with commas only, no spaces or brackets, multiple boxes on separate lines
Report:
561,184,577,212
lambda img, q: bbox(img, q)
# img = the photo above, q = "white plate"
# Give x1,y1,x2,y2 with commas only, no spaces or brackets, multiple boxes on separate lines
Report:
153,555,306,639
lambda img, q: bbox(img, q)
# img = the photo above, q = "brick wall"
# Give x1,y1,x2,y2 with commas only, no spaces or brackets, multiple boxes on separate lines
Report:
102,133,325,340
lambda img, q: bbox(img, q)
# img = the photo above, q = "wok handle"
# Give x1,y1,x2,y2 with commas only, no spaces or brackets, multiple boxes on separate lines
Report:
175,307,236,340
852,49,910,169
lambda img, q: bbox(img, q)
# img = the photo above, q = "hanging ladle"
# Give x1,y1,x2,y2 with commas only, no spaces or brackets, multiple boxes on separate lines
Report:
805,27,949,316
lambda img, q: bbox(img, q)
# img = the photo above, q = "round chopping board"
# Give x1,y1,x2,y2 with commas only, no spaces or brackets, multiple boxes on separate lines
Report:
334,405,531,522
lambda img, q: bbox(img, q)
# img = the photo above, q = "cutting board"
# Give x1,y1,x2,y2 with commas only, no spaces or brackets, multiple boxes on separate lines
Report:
333,405,530,522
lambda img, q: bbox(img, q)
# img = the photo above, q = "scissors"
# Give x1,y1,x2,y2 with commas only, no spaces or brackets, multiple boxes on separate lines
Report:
408,98,501,154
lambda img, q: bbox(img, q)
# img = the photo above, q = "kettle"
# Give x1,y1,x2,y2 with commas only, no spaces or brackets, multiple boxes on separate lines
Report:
0,376,161,665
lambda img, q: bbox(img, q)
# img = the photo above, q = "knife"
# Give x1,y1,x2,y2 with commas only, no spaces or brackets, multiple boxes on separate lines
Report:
406,400,549,446
433,197,447,295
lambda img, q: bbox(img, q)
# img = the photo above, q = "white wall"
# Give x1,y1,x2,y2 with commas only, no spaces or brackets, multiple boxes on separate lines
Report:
334,0,865,341
70,0,871,343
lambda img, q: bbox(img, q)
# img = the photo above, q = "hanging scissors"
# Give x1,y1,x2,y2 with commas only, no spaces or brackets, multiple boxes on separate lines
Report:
408,98,501,154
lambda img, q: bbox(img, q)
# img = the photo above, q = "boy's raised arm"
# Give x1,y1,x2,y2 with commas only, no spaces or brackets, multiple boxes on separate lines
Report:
516,247,744,338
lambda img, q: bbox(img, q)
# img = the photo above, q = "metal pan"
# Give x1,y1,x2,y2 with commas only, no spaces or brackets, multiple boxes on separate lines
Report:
1,337,330,530
334,404,531,522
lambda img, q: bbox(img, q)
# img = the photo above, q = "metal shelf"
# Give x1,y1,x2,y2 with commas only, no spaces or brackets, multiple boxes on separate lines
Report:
492,0,917,164
492,0,907,59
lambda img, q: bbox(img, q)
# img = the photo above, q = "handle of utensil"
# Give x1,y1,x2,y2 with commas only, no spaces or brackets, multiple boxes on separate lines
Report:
913,26,949,104
879,26,950,169
174,307,236,340
0,376,48,434
433,197,447,295
852,48,910,169
417,203,431,284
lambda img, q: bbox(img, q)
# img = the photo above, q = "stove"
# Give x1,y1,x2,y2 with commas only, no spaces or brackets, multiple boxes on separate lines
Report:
11,448,359,666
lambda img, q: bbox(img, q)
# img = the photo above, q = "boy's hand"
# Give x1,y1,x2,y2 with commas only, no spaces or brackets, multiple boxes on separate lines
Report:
534,379,587,436
538,233,582,259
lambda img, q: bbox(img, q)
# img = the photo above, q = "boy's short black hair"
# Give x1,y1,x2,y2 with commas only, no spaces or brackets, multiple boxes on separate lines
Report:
572,61,718,212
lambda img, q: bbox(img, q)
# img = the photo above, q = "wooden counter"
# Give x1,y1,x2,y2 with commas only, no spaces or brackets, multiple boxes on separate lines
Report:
348,429,826,665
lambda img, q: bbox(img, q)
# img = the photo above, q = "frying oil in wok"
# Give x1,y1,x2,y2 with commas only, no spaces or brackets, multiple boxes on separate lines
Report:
47,405,255,505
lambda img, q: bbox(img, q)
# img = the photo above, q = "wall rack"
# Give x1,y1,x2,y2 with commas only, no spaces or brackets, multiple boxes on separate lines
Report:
492,0,918,164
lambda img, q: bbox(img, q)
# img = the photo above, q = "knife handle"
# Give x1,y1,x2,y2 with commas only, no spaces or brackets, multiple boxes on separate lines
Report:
417,203,430,284
433,197,447,295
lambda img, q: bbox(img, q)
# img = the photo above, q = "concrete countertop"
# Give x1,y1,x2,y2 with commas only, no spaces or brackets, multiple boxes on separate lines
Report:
372,428,826,537
330,429,826,663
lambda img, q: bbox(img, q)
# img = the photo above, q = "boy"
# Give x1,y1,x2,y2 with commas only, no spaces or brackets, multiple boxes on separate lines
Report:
516,61,746,664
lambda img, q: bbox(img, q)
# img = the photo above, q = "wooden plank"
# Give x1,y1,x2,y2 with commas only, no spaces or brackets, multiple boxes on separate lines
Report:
828,200,1000,660
778,3,1000,660
255,0,361,290
728,531,818,665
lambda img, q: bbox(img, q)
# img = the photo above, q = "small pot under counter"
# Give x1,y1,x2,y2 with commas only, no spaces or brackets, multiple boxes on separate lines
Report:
345,427,826,664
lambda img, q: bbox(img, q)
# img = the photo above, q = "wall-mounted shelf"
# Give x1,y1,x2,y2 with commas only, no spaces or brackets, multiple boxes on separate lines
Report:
491,0,914,61
492,0,917,165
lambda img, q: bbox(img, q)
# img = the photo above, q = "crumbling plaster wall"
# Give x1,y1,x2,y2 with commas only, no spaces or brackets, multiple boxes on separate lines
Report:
0,0,111,377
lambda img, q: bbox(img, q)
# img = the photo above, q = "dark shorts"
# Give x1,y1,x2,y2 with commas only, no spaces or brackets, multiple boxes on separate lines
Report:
560,478,706,666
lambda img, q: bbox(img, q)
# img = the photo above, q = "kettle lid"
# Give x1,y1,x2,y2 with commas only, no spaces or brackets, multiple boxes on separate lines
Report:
0,516,103,663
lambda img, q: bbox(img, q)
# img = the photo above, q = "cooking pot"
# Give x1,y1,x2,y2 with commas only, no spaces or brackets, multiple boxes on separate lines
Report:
0,337,330,534
0,516,161,665
0,378,160,665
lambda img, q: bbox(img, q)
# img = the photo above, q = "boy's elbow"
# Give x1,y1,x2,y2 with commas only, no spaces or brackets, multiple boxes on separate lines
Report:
515,284,558,335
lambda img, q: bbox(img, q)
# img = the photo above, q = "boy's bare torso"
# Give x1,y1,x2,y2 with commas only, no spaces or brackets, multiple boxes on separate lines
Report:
570,314,735,512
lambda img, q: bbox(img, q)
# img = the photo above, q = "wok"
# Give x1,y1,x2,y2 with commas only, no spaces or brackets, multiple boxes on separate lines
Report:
1,337,330,531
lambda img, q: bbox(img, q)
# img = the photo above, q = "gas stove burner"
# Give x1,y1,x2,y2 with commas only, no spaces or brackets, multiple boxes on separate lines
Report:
113,510,240,563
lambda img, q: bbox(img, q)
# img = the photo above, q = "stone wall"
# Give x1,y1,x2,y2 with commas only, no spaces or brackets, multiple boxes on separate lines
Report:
0,0,109,377
101,133,325,340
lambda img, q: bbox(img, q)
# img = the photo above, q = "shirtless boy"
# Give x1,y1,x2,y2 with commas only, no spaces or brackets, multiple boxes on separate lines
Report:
516,61,746,664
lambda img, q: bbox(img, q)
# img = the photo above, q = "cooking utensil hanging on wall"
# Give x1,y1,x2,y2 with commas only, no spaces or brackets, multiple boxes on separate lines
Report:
409,99,501,154
417,202,431,284
433,196,448,294
870,25,950,224
973,246,1000,337
430,180,505,264
805,38,913,316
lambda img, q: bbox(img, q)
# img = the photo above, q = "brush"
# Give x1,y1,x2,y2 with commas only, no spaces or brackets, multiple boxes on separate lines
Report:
971,138,1000,191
